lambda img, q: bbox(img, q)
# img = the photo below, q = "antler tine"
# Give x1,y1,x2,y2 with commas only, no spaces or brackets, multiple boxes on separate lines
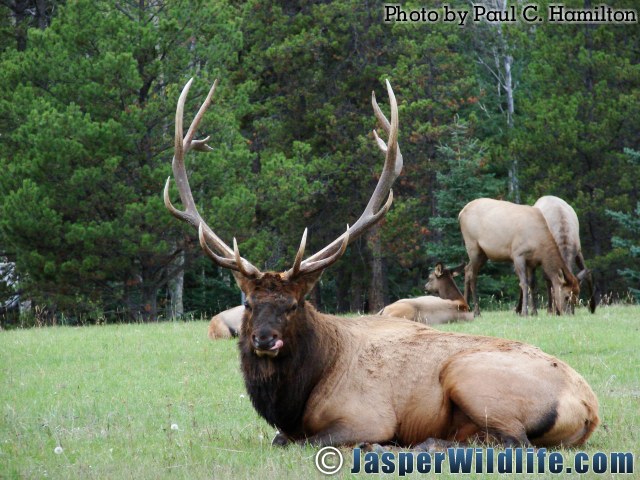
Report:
198,223,240,271
372,80,403,179
285,226,351,278
232,237,258,278
287,80,401,278
165,79,262,278
290,228,308,277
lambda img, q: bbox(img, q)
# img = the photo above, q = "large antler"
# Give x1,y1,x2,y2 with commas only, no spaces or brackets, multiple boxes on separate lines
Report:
284,80,402,278
164,78,262,278
165,78,401,281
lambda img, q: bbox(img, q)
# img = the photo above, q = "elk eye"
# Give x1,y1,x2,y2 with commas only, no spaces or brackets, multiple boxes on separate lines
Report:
244,301,252,311
287,302,298,314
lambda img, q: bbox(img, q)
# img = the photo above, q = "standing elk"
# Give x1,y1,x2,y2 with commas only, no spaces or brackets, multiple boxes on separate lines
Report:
529,196,596,314
164,79,598,448
459,198,580,317
208,305,244,339
378,263,473,324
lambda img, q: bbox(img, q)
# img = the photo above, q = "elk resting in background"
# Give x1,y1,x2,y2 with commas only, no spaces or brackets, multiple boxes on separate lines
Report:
164,78,598,448
208,305,244,340
459,198,580,316
530,196,596,314
378,263,473,324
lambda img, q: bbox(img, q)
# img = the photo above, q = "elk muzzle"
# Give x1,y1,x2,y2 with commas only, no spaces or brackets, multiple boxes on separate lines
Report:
424,277,435,293
252,329,284,357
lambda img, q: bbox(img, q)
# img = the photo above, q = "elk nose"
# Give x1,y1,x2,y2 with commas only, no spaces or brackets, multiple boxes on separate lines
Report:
252,332,279,351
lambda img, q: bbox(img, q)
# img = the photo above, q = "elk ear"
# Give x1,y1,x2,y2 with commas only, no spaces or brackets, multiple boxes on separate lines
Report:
295,270,324,298
232,271,253,295
434,263,444,277
576,268,589,283
557,268,567,285
451,262,465,277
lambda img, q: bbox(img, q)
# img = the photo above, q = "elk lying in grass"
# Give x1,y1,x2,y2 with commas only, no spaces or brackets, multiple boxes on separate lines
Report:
459,198,580,317
164,79,598,448
529,196,596,314
378,263,473,324
208,305,244,340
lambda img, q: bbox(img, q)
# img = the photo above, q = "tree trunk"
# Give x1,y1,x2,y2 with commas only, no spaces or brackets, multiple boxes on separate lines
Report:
141,283,158,322
366,225,386,313
348,278,364,313
7,0,52,51
168,250,184,319
503,52,520,203
477,0,520,203
347,242,367,313
334,263,351,312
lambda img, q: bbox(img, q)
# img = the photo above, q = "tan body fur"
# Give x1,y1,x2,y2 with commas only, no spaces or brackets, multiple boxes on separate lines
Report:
378,296,472,325
532,196,596,313
295,308,598,447
459,198,580,316
208,305,244,340
379,263,473,324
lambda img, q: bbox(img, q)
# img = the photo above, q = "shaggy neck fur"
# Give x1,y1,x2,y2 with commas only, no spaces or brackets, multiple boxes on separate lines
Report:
239,302,339,438
438,276,467,304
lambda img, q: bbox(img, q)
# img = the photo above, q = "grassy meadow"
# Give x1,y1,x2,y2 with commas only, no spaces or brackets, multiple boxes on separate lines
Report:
1,305,638,479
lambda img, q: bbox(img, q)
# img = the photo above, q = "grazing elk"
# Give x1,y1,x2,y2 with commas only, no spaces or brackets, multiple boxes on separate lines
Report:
208,305,244,340
378,263,473,324
531,196,596,314
164,79,598,448
459,198,580,317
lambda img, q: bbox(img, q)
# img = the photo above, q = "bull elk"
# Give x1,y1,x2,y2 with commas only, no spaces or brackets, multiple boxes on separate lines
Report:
208,305,244,339
164,79,598,448
530,196,596,314
378,263,473,324
459,198,580,317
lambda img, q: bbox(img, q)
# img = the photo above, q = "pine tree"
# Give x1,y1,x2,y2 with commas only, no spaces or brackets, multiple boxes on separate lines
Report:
606,149,640,302
0,0,251,322
427,119,503,261
237,0,481,309
514,4,640,294
425,119,510,303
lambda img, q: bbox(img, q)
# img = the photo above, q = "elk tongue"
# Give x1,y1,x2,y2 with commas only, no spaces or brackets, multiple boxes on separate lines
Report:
270,339,284,350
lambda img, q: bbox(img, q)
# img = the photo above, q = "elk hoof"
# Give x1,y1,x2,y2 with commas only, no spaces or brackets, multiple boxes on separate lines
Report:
414,438,452,453
357,442,389,453
272,431,290,447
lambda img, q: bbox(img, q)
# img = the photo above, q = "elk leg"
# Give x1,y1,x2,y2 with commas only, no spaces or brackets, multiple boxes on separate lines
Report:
576,253,596,313
513,257,529,316
298,423,392,448
463,265,472,311
464,253,485,317
516,267,538,315
275,427,374,448
541,272,554,313
440,350,580,448
528,266,538,316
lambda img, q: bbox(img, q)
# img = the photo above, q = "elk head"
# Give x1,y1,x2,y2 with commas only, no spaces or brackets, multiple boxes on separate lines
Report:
164,78,401,358
554,267,580,315
425,262,464,296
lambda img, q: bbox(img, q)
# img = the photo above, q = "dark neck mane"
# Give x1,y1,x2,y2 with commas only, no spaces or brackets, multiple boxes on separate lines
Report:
239,302,339,438
439,277,465,302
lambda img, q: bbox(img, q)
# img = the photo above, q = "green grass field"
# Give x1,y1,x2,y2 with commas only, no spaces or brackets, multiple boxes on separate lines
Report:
1,305,638,479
